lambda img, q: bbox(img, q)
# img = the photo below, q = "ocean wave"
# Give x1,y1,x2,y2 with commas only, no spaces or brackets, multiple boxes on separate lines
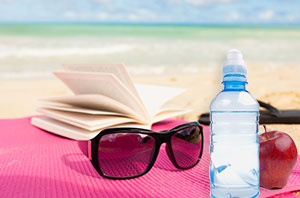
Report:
0,64,216,79
0,44,136,58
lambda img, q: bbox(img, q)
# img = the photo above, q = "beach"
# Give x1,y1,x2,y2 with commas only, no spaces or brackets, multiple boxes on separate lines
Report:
1,0,300,194
1,25,300,195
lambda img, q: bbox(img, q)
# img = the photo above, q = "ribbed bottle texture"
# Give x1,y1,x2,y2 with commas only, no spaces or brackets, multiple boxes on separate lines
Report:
210,50,260,198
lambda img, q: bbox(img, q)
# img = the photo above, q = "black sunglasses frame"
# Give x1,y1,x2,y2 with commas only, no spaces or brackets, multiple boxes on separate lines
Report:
88,122,203,180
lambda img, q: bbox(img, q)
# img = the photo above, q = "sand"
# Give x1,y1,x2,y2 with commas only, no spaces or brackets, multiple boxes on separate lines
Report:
1,63,300,150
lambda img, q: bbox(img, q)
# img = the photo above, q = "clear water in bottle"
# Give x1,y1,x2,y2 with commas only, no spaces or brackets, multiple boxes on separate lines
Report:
210,49,260,198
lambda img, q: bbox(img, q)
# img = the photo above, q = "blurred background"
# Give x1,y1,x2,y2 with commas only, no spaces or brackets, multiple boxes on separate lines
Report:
0,0,300,78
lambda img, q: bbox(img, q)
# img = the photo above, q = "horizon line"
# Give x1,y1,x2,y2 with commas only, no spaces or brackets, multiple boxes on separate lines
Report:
0,21,300,27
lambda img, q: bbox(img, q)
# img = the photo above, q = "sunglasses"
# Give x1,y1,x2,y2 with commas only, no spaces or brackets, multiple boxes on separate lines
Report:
78,122,203,179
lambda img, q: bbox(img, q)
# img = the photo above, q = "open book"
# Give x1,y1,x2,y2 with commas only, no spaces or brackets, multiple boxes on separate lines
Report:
31,64,191,140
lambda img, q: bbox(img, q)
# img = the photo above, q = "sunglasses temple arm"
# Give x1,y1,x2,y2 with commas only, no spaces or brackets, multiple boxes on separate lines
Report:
77,140,92,160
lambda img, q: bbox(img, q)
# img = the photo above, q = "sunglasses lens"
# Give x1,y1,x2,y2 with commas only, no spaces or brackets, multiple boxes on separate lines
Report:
171,125,202,168
98,133,155,178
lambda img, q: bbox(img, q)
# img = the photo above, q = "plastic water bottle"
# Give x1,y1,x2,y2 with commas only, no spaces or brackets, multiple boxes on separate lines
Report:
210,49,260,198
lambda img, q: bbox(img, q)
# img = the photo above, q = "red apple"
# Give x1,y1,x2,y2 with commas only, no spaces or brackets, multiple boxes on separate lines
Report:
259,126,298,189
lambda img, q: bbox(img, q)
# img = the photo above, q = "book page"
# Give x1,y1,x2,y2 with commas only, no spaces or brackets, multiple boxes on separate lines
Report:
62,63,139,98
53,72,149,121
135,84,185,117
37,108,138,131
40,94,147,123
31,117,150,140
152,108,193,123
31,117,101,140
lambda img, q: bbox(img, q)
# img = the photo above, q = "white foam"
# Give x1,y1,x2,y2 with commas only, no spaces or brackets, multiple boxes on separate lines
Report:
0,44,136,59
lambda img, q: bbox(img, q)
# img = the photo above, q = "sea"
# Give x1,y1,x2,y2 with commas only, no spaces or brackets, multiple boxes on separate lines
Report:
0,24,300,79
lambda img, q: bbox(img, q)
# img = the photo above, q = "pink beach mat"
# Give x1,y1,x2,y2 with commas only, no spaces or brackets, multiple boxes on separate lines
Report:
0,117,300,198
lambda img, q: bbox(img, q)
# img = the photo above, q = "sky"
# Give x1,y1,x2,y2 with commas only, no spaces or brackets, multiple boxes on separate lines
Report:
0,0,299,24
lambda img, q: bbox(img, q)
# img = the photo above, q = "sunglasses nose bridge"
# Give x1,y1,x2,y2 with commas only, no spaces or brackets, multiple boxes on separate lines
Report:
157,132,171,144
